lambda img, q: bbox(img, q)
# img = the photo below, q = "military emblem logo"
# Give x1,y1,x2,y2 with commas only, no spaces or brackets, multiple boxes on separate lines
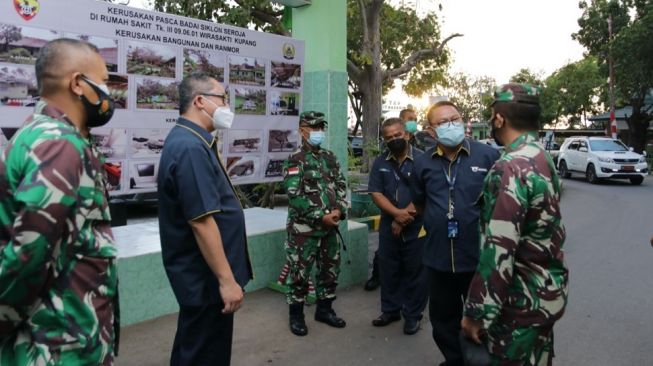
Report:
283,43,295,60
14,0,40,21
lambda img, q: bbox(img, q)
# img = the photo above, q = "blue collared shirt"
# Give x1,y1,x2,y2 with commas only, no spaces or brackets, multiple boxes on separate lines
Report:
369,146,424,241
158,117,252,306
411,139,500,272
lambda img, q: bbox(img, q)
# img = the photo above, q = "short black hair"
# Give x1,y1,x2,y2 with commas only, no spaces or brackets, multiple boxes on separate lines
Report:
426,101,460,123
381,117,405,132
178,72,215,114
35,38,98,96
399,108,416,120
493,102,541,131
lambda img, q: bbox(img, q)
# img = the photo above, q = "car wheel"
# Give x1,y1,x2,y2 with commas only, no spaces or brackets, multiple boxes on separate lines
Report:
558,161,571,178
586,164,599,184
629,176,644,185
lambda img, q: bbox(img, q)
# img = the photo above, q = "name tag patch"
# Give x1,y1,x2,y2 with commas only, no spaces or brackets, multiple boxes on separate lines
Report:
471,166,487,173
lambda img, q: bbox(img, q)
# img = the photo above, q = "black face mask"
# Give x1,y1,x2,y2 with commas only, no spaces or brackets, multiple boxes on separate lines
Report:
490,115,504,147
79,75,115,128
386,137,407,156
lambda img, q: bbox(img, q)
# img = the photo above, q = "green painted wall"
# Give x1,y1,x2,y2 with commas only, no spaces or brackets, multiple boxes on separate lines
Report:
292,0,349,169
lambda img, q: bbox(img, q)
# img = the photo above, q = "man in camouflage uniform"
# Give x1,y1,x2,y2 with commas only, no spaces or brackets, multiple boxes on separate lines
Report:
461,84,569,365
0,39,118,364
282,111,348,336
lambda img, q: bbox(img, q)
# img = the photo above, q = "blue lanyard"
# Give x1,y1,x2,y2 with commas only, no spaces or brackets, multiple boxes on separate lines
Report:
442,156,462,191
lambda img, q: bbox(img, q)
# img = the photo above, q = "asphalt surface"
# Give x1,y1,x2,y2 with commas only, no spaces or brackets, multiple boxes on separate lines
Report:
117,177,653,366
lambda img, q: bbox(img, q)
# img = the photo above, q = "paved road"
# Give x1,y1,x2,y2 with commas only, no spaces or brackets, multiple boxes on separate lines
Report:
117,177,653,366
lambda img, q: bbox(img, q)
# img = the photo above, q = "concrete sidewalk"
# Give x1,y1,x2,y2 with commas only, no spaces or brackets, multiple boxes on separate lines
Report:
117,232,445,366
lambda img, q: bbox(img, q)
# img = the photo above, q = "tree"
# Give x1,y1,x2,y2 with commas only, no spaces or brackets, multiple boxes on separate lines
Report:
433,72,495,123
573,0,653,153
0,24,22,53
509,68,545,87
347,1,460,168
540,57,604,128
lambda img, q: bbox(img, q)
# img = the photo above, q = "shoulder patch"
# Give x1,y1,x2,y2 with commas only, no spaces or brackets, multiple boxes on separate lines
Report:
287,166,299,175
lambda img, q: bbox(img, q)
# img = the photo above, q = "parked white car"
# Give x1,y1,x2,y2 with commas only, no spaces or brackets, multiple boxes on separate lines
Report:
557,136,648,185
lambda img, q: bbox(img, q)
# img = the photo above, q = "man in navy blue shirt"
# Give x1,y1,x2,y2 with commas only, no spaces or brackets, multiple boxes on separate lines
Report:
158,72,252,366
368,118,427,335
412,101,499,366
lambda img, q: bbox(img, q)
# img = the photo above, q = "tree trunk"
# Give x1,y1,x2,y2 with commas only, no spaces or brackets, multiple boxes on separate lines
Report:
361,74,383,172
627,112,650,154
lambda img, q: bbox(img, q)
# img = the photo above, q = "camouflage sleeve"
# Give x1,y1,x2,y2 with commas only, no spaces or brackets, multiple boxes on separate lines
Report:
464,161,527,327
0,139,82,306
332,155,348,218
282,155,326,226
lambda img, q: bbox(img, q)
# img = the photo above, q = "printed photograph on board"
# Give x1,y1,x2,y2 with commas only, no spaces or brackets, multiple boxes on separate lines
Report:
128,160,159,190
268,129,298,152
108,74,128,109
0,64,37,107
270,90,299,116
127,41,177,78
104,161,123,193
264,156,288,178
68,34,118,72
271,62,301,89
131,129,167,158
227,129,262,154
0,24,58,65
234,87,266,115
136,78,180,110
91,128,128,159
184,49,225,82
226,156,260,181
228,56,265,86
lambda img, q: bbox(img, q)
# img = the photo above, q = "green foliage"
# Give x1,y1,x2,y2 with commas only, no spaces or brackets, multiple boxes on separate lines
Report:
435,73,496,122
509,68,545,87
152,0,288,35
540,57,604,127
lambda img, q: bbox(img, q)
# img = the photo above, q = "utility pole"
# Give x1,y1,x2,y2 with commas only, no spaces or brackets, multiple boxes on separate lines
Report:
608,14,617,139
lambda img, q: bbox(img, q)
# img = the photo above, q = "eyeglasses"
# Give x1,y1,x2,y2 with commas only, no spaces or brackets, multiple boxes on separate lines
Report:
432,117,463,129
201,92,229,103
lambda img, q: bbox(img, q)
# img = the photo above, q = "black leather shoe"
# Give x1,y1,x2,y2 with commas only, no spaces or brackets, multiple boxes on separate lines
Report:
289,314,308,336
372,312,401,327
364,277,380,291
403,319,420,335
314,309,346,328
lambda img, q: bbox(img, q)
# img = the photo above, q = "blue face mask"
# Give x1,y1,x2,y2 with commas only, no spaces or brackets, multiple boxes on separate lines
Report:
435,122,465,147
308,131,325,146
405,121,418,134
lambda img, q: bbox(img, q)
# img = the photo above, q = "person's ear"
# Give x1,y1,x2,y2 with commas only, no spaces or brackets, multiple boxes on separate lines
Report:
494,113,505,128
69,72,84,97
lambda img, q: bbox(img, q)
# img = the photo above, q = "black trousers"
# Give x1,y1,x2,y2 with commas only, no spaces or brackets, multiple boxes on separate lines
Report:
171,303,234,366
378,235,427,321
428,268,475,366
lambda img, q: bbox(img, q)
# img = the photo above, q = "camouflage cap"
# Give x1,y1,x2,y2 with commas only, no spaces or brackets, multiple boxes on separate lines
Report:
299,111,328,127
490,83,540,106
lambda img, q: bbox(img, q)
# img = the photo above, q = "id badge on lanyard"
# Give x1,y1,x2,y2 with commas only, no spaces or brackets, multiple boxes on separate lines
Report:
443,158,461,239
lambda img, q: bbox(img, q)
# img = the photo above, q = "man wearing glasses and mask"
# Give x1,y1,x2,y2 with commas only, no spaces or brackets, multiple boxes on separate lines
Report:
0,39,118,364
158,72,252,366
411,101,499,366
368,118,427,335
282,111,348,337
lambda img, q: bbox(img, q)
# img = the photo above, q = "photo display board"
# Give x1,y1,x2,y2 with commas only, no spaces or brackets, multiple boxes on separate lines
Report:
0,0,304,195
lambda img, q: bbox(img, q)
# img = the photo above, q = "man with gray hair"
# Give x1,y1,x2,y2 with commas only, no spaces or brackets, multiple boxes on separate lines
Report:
158,72,252,365
0,38,118,364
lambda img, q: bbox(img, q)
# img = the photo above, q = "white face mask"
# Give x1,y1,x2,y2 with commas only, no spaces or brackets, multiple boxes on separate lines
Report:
202,98,234,130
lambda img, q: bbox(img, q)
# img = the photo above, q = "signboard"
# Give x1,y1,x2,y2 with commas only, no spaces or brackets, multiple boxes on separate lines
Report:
0,0,304,195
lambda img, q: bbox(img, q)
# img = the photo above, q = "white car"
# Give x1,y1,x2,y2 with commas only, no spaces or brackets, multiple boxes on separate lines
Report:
557,136,648,185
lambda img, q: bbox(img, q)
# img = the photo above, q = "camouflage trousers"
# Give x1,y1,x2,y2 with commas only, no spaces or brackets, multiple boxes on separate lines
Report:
284,232,340,304
487,324,554,366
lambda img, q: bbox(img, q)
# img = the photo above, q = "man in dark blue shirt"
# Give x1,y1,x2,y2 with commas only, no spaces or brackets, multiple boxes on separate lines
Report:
411,101,499,366
158,73,252,366
368,118,427,335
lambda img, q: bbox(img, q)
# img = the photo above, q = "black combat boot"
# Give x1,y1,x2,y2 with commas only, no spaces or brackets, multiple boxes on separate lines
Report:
314,298,346,328
289,303,308,336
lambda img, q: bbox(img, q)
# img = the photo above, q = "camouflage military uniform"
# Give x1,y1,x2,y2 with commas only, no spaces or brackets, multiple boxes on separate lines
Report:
0,101,117,365
463,131,568,366
282,141,347,304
